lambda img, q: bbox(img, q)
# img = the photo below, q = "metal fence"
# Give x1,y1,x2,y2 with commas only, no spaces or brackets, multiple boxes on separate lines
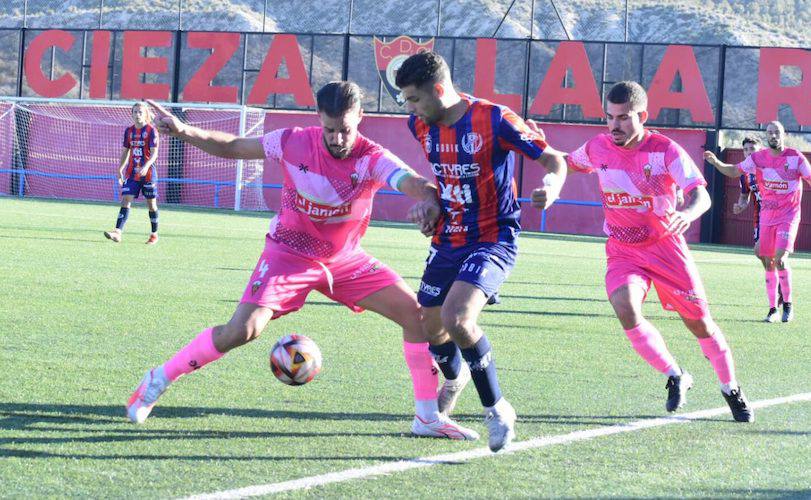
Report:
1,27,808,134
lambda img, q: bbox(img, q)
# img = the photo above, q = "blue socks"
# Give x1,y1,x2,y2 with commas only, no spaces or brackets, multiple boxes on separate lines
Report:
115,207,130,230
429,341,463,380
149,210,158,233
460,335,502,408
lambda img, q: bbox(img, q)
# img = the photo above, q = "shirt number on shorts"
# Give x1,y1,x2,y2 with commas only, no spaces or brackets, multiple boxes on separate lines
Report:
258,259,269,278
426,247,438,264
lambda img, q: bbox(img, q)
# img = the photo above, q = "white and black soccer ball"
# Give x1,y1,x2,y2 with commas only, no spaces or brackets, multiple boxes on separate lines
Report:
269,334,322,386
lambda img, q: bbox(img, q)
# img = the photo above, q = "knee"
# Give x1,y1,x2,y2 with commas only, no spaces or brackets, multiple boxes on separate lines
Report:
221,319,262,349
440,309,476,337
610,301,641,329
685,317,717,338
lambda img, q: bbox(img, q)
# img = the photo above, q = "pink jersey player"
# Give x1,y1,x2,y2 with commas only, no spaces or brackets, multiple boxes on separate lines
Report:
241,126,413,315
705,120,811,323
554,81,753,422
124,82,480,441
736,147,811,256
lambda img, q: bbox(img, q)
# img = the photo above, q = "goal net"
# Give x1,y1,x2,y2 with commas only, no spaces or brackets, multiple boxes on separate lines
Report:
0,98,268,211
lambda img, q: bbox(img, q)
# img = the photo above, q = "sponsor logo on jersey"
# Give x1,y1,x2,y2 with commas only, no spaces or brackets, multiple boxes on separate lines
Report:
604,192,654,210
431,162,481,178
763,179,789,191
373,36,435,105
294,193,352,220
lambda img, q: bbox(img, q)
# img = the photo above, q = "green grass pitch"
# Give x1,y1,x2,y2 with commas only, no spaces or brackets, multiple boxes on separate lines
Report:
0,198,809,498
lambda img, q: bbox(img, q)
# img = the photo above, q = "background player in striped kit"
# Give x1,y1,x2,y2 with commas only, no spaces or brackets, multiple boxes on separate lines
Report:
104,102,160,245
705,121,811,323
395,51,568,452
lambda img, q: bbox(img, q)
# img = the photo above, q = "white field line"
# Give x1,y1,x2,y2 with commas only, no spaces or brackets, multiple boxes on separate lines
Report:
182,391,811,499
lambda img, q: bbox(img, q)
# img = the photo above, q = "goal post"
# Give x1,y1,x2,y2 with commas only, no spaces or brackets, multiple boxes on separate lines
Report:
0,97,267,211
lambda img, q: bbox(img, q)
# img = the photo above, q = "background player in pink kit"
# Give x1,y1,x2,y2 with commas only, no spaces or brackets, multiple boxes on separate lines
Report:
536,81,753,422
125,82,479,441
395,52,568,452
731,137,784,307
104,102,160,244
705,121,811,323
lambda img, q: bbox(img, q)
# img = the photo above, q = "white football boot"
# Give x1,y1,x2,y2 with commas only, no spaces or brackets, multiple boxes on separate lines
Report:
411,414,480,440
484,397,516,452
126,366,170,424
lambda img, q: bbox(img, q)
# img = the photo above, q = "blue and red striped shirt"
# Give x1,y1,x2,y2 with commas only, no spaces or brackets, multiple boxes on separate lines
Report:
408,94,547,248
123,124,158,182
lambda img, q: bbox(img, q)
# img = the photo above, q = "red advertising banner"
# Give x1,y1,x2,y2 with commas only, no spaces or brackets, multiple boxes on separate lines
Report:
15,29,811,128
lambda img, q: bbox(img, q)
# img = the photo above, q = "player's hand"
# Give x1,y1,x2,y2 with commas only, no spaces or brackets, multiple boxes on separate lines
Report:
531,173,562,210
407,199,440,237
146,99,185,136
703,150,719,166
732,201,748,214
665,211,692,235
530,186,556,210
117,176,124,186
138,167,150,177
525,119,546,142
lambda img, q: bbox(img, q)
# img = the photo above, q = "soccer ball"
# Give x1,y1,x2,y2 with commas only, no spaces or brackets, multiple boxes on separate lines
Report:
269,334,322,386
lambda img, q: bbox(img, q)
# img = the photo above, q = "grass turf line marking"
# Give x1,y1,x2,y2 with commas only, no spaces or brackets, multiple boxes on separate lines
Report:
182,392,811,499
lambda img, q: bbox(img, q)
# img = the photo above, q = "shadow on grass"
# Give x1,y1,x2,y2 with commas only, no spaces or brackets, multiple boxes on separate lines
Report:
0,402,426,460
0,403,414,429
0,234,104,244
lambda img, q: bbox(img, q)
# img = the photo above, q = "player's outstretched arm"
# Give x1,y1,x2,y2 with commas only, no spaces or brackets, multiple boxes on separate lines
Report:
146,100,265,160
703,150,740,178
530,146,568,210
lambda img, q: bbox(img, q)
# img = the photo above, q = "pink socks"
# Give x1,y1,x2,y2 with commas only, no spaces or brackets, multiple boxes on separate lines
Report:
778,268,792,303
162,327,225,382
765,270,779,308
698,331,736,386
403,341,439,401
625,321,678,375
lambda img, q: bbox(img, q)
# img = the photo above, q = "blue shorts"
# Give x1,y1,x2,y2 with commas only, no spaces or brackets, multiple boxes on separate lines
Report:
417,242,517,307
122,178,157,199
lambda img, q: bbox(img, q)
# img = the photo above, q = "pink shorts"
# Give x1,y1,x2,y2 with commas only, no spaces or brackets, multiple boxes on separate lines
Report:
757,219,799,257
240,237,402,319
605,236,710,320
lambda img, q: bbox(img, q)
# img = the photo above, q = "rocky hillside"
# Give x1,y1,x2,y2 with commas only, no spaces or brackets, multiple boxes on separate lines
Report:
1,0,809,47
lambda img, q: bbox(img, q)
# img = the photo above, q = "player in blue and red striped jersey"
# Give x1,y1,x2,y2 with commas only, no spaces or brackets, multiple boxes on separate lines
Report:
104,102,160,244
395,51,567,452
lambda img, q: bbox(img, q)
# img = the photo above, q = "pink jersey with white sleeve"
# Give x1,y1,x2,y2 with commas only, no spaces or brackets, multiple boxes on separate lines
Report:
736,148,811,226
568,131,707,246
262,126,412,262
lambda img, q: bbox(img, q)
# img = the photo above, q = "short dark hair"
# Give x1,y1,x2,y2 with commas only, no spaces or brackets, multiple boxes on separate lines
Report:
395,51,450,90
316,81,363,117
742,136,760,147
606,81,648,111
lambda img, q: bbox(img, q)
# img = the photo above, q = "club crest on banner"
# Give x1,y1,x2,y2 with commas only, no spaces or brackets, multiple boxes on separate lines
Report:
373,36,435,105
